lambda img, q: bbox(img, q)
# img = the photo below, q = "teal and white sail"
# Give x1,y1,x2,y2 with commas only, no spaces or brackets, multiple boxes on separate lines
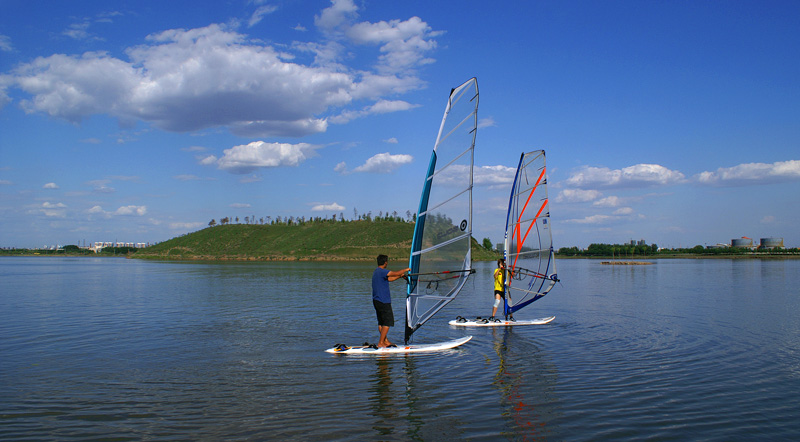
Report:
406,77,479,344
503,150,558,317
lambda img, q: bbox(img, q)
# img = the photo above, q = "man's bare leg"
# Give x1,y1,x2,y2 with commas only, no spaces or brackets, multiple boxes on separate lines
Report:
378,325,393,347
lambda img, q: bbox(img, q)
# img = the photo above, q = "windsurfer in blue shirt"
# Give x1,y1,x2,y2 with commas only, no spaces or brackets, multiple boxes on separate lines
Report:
372,254,410,348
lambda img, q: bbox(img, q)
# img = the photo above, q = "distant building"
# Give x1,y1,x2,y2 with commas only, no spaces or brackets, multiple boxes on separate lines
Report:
731,237,754,249
759,237,784,250
89,241,150,253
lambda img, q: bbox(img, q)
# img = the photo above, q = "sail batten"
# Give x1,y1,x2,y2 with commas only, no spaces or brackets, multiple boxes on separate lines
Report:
503,150,558,317
405,78,478,344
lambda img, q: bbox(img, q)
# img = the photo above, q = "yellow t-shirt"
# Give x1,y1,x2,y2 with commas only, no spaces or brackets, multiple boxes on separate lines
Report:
494,268,504,292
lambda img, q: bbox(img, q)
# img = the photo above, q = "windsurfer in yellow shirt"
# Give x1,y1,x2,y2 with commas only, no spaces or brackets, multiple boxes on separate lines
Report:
491,258,512,320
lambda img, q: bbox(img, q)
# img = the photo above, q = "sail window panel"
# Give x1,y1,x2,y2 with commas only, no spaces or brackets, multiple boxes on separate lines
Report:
417,200,471,254
433,126,475,170
416,236,471,280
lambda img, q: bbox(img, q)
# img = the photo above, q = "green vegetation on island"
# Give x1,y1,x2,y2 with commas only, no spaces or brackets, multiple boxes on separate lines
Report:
133,219,500,262
557,243,800,258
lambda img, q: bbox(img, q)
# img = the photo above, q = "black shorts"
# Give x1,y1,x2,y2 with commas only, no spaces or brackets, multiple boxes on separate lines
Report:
494,290,505,298
373,300,395,327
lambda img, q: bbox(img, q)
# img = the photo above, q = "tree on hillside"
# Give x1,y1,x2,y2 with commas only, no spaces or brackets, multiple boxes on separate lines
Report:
209,219,217,227
482,238,493,250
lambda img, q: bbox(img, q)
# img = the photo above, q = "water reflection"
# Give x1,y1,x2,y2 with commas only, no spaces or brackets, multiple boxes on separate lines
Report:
491,327,560,440
369,357,399,438
5,257,800,440
367,356,426,441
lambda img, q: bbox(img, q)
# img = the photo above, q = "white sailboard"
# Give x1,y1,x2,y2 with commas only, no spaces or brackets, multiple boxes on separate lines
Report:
452,150,559,327
328,78,479,354
326,336,472,354
449,316,555,327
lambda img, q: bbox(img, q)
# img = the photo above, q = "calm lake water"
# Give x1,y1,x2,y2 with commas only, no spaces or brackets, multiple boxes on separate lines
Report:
1,256,799,441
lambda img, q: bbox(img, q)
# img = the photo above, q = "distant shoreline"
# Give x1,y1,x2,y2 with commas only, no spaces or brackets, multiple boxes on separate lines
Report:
558,254,800,260
3,253,799,261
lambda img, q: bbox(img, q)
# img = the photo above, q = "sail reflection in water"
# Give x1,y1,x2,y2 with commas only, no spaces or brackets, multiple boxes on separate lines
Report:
491,327,560,440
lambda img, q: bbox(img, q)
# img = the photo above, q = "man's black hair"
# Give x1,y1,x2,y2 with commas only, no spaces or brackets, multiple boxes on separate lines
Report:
377,254,389,266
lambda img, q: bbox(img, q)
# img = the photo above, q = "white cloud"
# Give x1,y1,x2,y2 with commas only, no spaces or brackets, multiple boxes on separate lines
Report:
315,0,358,33
695,160,800,186
0,34,12,52
0,179,12,185
87,180,115,193
109,175,139,182
170,222,203,230
349,152,413,173
478,117,496,129
345,16,439,74
329,99,419,124
593,196,621,207
4,2,439,138
426,164,514,188
182,146,208,152
563,214,613,224
249,5,279,27
88,205,147,218
566,164,685,188
473,165,516,186
63,22,93,40
761,215,775,224
311,202,345,211
555,188,602,203
114,205,147,216
87,205,111,219
199,155,218,166
209,141,322,174
174,174,201,181
43,182,59,189
230,203,251,208
334,161,348,173
613,207,634,215
239,174,263,183
41,201,67,218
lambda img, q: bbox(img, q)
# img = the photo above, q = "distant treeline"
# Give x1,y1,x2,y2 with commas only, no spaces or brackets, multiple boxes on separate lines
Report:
0,245,138,256
557,243,799,257
208,209,415,227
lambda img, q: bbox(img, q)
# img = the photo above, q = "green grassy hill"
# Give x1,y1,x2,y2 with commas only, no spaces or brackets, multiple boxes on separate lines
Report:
134,220,500,262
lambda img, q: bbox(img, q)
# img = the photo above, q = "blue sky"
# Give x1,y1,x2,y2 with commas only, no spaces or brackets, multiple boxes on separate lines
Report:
1,0,799,250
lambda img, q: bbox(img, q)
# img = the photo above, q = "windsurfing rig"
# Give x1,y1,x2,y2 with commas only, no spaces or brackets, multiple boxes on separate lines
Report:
405,77,479,345
502,150,558,319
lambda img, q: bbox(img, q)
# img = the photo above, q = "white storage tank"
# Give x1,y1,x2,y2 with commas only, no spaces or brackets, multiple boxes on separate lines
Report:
731,237,753,248
760,237,784,249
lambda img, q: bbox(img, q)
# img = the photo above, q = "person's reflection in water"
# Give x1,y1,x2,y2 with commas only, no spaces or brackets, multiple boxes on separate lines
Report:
492,326,548,440
369,357,398,437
